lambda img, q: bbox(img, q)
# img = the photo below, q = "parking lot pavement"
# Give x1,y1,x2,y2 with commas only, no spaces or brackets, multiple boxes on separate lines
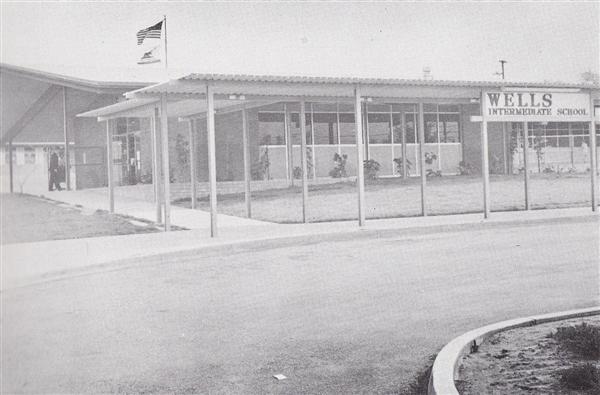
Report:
2,218,598,394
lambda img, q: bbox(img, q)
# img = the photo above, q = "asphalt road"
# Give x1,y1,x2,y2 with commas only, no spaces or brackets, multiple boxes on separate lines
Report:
2,218,598,394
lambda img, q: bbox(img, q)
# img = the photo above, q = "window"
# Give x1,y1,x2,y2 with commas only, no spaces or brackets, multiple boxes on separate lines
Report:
403,113,418,143
368,113,391,144
116,118,127,134
289,113,313,145
439,114,460,143
127,118,140,132
24,146,36,164
422,104,461,144
258,112,286,145
116,118,141,135
338,113,356,144
424,113,438,143
313,113,337,145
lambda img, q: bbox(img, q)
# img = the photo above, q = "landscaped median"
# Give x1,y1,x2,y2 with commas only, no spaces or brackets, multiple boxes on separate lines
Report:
428,306,600,395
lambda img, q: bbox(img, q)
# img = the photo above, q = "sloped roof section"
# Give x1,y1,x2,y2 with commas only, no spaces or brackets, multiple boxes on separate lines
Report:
0,63,154,94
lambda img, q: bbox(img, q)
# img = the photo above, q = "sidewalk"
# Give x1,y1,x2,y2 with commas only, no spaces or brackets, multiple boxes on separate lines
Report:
2,188,597,290
43,188,270,229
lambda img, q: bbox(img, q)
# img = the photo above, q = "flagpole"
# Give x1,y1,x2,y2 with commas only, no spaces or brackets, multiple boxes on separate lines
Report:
163,15,168,71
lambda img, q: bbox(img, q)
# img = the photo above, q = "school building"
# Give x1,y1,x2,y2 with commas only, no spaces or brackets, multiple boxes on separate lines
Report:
2,63,599,235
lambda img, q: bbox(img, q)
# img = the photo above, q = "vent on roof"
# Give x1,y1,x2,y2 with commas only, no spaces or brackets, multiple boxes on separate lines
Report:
423,67,433,80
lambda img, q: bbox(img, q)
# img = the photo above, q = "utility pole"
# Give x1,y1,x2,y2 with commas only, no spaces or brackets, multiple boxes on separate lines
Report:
495,60,507,80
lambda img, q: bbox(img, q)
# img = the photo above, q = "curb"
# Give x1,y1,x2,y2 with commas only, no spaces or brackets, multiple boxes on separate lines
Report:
427,306,600,395
2,213,596,290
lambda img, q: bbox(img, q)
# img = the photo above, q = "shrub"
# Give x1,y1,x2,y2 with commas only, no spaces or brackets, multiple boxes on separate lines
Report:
458,161,473,175
293,166,303,180
552,322,600,359
424,152,437,165
363,159,381,180
559,363,600,391
490,154,504,174
293,148,314,179
329,153,348,178
426,169,442,178
393,157,412,177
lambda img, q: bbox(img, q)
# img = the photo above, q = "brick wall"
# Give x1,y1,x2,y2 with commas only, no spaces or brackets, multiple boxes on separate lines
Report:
461,103,482,172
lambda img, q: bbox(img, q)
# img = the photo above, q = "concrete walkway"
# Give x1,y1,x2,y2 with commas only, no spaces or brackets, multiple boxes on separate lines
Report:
43,188,270,229
2,188,597,290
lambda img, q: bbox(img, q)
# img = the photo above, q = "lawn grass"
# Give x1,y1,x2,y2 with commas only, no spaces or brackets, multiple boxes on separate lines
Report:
175,173,594,223
0,194,161,244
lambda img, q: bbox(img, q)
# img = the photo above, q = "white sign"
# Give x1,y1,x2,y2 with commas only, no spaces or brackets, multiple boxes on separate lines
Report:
484,91,591,122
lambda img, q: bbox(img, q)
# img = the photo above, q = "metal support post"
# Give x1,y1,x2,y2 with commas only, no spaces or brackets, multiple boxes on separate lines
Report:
418,102,427,216
206,85,218,236
523,121,531,210
160,93,171,230
354,87,366,226
189,119,197,209
242,108,252,218
106,120,114,213
300,100,309,223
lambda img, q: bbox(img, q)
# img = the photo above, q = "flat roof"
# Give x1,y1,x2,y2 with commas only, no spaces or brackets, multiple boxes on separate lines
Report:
181,72,597,89
78,71,599,119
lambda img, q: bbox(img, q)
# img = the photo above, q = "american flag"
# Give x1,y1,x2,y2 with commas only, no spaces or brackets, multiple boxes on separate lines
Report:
137,21,163,45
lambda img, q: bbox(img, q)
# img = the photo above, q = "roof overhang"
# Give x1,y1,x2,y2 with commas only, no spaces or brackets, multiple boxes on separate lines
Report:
77,96,279,121
79,72,600,121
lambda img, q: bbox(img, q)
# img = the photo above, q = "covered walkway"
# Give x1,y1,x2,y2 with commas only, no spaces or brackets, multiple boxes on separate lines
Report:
77,74,600,237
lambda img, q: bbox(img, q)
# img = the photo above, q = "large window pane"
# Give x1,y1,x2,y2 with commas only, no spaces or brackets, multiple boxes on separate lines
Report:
116,118,127,134
558,137,570,147
392,113,402,142
368,113,391,144
439,113,460,143
423,103,437,113
258,112,285,145
313,113,337,145
313,103,338,112
404,113,418,143
571,123,589,135
545,137,558,147
438,104,459,112
367,104,390,112
424,114,438,143
127,118,140,132
290,113,313,145
392,103,418,113
339,113,356,144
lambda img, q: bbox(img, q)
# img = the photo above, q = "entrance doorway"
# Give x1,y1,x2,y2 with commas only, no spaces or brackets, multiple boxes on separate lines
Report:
113,118,142,185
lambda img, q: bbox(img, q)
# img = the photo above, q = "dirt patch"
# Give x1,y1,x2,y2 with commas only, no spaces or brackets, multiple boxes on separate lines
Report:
457,315,600,394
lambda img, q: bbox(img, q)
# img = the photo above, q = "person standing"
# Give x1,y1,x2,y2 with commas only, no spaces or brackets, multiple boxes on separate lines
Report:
48,151,62,191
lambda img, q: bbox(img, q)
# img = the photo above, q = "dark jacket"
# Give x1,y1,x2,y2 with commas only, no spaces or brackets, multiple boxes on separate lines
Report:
49,153,59,171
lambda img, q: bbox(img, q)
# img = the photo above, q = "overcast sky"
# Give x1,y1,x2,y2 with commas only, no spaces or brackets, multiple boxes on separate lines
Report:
1,1,598,83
